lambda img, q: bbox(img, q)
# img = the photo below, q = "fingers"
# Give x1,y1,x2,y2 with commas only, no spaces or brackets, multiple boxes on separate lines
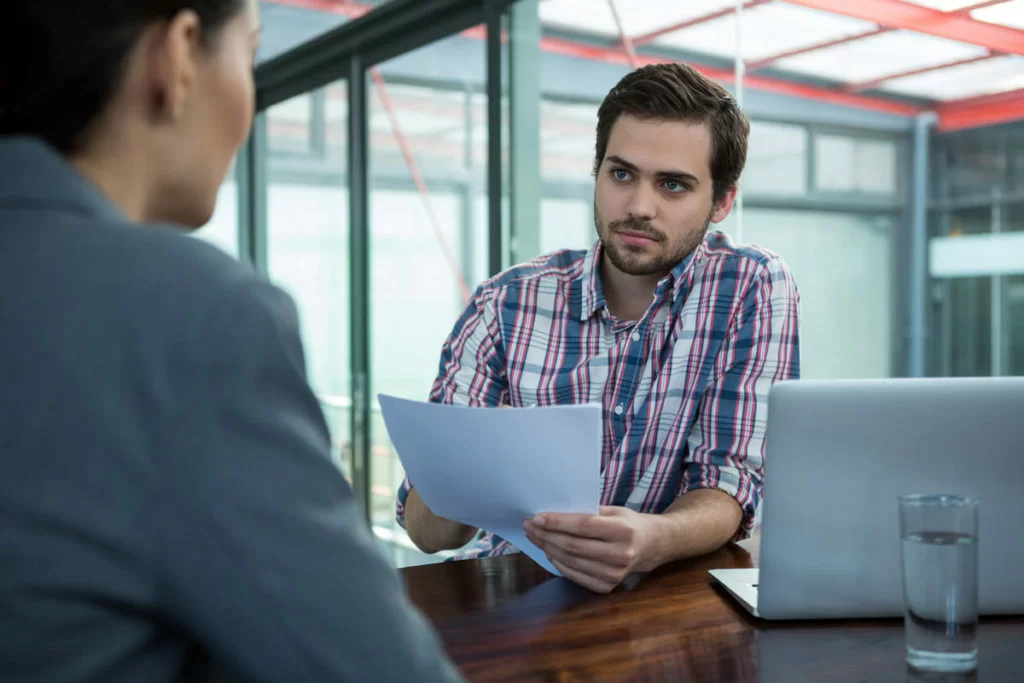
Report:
550,558,618,594
526,526,632,593
526,526,634,569
531,512,632,542
550,548,628,586
524,508,642,593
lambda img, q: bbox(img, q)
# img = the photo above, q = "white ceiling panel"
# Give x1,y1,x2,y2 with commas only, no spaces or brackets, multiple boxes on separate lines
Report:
653,3,876,62
772,30,988,83
972,0,1024,29
539,0,738,39
878,54,1024,100
900,0,991,10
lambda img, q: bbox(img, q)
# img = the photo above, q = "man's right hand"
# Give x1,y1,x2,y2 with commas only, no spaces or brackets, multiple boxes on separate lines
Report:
404,488,478,554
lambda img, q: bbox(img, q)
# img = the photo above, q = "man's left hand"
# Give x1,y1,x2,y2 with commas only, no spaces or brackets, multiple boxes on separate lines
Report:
523,506,654,593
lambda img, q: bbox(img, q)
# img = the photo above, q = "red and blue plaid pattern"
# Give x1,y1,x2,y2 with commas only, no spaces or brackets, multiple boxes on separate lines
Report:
396,230,801,559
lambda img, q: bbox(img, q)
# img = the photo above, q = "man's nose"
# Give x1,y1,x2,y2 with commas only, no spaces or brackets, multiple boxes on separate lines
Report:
624,182,657,222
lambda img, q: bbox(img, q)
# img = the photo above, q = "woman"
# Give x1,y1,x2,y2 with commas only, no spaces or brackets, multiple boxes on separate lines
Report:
0,3,463,682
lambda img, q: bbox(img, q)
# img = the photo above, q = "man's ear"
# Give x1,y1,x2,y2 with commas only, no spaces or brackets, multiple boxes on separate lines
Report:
146,10,203,121
709,185,738,224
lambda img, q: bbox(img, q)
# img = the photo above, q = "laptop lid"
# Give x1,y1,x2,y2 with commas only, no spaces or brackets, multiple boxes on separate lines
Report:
756,377,1024,620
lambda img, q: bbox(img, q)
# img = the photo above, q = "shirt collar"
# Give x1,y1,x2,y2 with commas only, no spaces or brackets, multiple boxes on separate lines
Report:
578,235,709,322
580,241,606,321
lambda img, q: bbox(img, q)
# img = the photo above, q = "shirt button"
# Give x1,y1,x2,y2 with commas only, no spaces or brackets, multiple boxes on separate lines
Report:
614,404,624,415
631,332,640,342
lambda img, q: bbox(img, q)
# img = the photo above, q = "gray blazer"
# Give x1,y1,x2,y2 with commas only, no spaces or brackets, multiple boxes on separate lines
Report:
0,138,464,683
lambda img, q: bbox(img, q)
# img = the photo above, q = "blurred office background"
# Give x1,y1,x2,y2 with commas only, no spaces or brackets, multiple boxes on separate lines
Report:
194,0,1024,565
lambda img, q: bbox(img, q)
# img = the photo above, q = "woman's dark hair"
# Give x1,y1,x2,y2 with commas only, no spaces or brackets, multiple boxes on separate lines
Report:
0,0,245,155
594,63,749,205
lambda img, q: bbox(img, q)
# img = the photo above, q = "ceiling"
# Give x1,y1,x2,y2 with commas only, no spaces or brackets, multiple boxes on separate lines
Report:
542,0,1023,105
264,0,1024,131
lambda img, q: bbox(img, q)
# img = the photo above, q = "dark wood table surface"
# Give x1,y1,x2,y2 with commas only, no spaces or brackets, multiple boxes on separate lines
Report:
402,540,1024,682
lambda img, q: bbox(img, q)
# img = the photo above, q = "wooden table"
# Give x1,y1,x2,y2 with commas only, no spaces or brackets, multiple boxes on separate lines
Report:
402,542,1024,682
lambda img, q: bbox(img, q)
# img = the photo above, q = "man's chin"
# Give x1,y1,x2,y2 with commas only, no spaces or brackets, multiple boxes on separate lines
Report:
609,254,668,277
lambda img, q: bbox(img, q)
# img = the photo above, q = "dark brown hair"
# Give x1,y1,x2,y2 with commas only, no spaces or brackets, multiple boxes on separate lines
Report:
594,62,750,204
0,0,245,154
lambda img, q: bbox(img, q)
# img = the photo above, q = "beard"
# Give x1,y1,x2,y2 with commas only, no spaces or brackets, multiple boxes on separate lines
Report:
595,203,714,277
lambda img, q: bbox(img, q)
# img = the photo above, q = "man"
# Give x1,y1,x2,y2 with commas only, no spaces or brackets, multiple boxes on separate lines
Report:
396,63,800,594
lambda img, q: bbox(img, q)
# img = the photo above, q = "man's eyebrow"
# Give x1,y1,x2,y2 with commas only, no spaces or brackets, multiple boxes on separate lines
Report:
606,155,699,184
606,155,638,171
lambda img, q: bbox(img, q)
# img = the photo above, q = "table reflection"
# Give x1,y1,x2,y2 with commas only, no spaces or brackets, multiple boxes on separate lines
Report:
403,549,1023,683
755,621,1021,683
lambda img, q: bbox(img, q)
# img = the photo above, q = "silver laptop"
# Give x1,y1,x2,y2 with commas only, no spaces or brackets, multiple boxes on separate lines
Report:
711,377,1024,620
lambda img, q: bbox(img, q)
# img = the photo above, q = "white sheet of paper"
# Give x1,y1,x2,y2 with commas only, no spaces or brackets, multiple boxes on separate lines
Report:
377,395,602,575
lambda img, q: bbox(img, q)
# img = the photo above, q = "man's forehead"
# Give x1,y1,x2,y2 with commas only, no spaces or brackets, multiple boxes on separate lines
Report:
605,116,712,176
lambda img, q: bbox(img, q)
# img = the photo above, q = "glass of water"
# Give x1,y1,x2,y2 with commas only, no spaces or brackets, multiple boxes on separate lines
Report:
899,494,979,673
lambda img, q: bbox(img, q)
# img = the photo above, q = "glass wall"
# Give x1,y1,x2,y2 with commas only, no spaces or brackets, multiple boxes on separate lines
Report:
814,133,897,195
250,0,516,563
367,33,491,538
193,164,240,257
1008,275,1024,376
246,0,1024,566
744,121,808,196
719,209,894,379
265,83,353,477
258,0,368,63
929,123,1024,377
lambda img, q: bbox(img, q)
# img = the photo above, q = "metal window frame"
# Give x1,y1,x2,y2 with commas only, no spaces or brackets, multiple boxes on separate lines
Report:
485,0,507,277
256,0,516,109
926,120,1024,378
237,112,268,270
347,55,371,521
245,0,518,523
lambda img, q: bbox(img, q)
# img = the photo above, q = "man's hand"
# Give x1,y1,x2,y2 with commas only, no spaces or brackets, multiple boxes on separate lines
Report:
404,488,478,554
525,490,743,593
523,506,654,594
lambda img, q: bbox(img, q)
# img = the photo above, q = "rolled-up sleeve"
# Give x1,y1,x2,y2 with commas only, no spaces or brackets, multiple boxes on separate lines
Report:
395,284,508,529
682,256,801,539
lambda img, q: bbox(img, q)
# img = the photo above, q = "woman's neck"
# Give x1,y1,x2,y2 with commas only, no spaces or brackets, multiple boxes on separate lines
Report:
69,136,150,224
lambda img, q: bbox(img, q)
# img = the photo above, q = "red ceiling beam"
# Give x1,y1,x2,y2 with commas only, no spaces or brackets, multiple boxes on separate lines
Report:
780,0,1024,55
538,35,923,117
268,0,368,18
746,26,894,71
745,0,1002,72
937,87,1024,131
845,51,1001,92
629,0,771,47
